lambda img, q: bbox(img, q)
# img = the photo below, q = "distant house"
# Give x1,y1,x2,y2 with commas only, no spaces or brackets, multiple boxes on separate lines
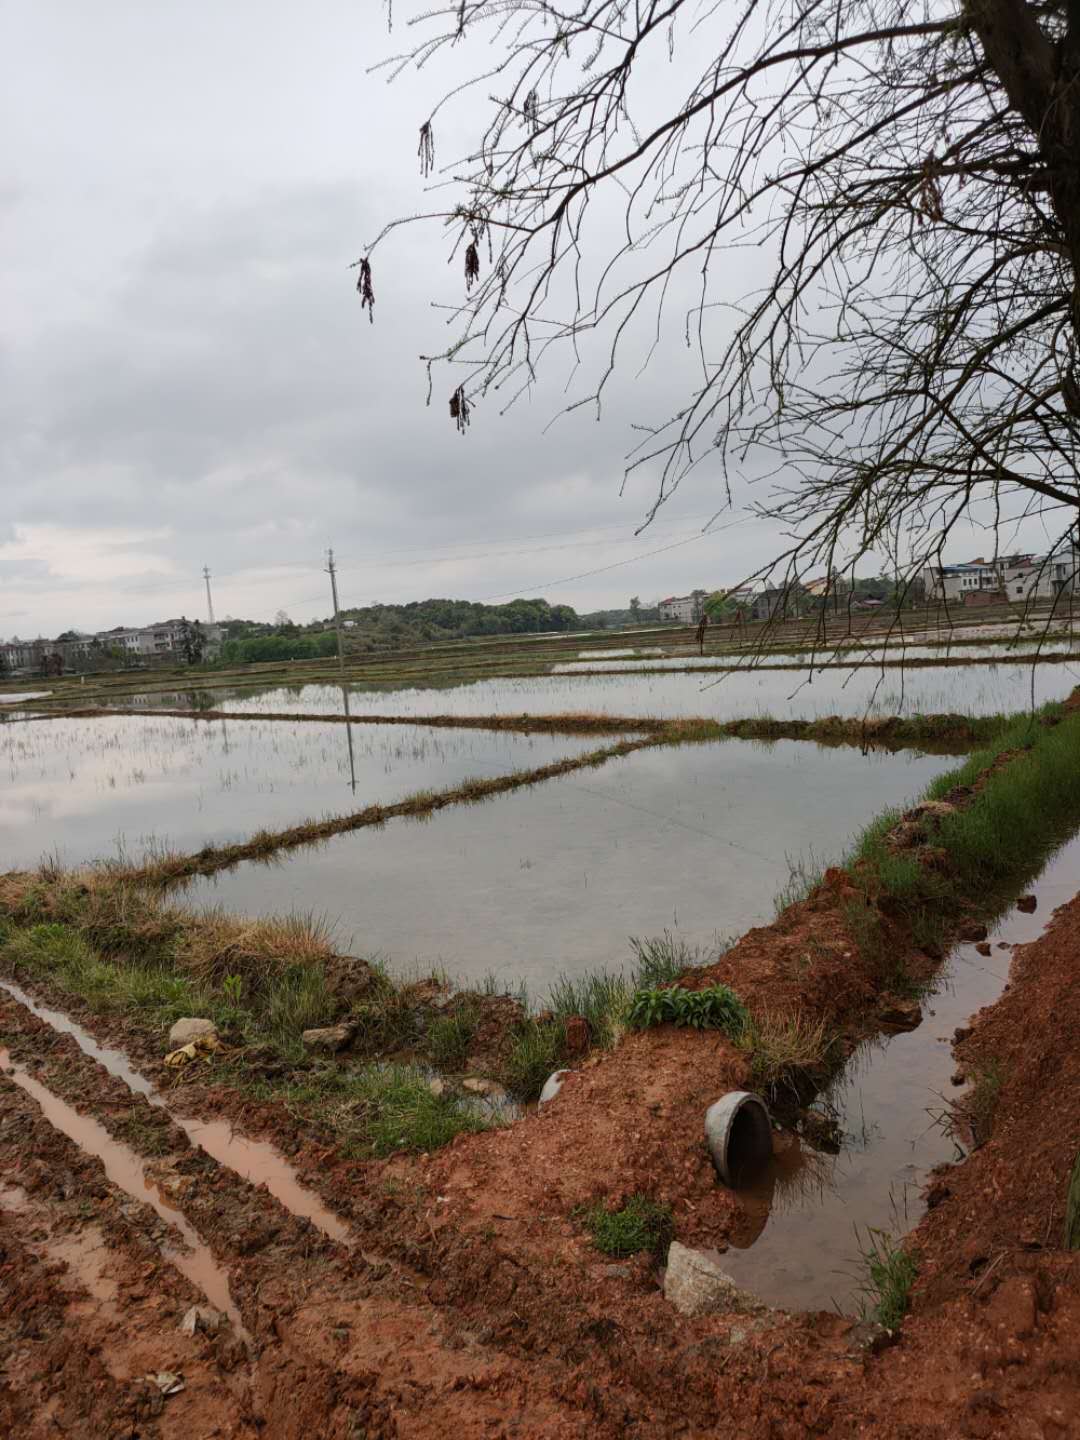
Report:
658,590,708,623
919,548,1078,604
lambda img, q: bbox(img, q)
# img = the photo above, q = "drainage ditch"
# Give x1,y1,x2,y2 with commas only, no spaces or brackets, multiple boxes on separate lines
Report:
713,831,1080,1313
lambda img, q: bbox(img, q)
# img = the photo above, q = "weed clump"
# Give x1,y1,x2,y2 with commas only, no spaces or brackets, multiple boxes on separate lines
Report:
741,1009,835,1093
577,1194,674,1258
504,1018,567,1100
859,1228,917,1330
627,983,749,1036
351,1064,493,1156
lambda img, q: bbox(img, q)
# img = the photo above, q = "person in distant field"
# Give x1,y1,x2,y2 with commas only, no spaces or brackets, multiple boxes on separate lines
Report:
696,611,708,655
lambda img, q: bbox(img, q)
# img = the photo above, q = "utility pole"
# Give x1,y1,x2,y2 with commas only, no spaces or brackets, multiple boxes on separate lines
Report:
325,547,356,792
202,565,216,625
325,547,345,671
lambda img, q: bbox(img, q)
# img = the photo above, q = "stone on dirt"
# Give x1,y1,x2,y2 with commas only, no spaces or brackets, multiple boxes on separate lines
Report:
428,1078,448,1099
179,1305,223,1338
167,1018,218,1049
538,1069,570,1106
845,1319,896,1356
957,921,989,943
879,997,921,1029
663,1242,766,1318
302,1023,355,1053
462,1077,508,1101
563,1015,590,1057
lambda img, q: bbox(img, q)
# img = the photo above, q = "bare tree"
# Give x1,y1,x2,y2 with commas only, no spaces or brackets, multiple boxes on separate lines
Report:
364,0,1080,613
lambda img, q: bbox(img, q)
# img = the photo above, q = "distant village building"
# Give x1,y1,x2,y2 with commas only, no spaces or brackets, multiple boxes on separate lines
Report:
658,590,708,623
1,620,223,676
919,549,1079,605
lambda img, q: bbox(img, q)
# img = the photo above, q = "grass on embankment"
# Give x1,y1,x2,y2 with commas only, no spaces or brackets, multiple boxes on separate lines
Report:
0,910,499,1158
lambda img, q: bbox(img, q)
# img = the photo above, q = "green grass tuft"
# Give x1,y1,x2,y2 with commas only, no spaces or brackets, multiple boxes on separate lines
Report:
353,1064,493,1156
859,1229,917,1330
504,1018,567,1101
577,1194,674,1258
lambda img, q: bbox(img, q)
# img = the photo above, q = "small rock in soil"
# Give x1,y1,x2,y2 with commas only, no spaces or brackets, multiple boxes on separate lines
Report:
563,1015,590,1057
663,1242,766,1318
1016,894,1038,913
845,1320,896,1356
879,997,921,1030
957,922,989,944
179,1304,222,1337
167,1018,218,1049
461,1077,508,1101
538,1069,569,1106
428,1078,448,1099
301,1023,354,1053
974,942,992,957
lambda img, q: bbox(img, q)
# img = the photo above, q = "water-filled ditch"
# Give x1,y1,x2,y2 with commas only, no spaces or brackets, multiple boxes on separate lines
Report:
713,832,1080,1313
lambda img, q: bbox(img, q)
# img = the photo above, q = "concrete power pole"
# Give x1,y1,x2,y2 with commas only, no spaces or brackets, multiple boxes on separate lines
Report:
202,566,216,624
325,547,356,791
325,547,345,672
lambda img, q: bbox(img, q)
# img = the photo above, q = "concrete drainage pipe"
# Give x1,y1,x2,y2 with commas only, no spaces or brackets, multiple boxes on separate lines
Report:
705,1091,772,1187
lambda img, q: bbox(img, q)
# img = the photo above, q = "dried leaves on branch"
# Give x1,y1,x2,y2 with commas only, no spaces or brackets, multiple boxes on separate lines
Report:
363,0,1080,593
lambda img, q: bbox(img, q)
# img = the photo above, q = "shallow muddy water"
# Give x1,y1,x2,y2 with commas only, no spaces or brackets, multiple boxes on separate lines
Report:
715,831,1080,1314
0,714,596,871
0,977,350,1244
0,1048,249,1338
131,656,1080,726
180,740,954,992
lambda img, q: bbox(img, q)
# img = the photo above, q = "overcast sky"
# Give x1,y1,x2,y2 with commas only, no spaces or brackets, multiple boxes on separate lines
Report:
0,1,1060,639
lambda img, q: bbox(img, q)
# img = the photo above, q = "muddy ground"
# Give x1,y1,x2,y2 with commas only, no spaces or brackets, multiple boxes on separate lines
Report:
1,849,1079,1437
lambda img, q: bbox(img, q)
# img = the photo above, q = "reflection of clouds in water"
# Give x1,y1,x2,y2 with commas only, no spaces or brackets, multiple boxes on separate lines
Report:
155,658,1080,723
0,716,595,869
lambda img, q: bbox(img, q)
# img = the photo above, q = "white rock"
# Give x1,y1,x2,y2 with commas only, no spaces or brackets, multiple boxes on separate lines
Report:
538,1069,570,1106
663,1242,766,1318
167,1018,218,1050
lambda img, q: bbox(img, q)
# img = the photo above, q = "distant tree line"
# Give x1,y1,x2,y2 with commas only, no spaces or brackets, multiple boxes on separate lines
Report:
215,596,582,663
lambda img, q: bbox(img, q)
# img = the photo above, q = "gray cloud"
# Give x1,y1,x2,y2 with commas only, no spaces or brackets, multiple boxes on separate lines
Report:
3,1,1029,639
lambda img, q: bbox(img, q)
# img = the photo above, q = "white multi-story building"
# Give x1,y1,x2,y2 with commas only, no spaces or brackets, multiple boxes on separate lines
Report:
658,591,707,623
920,548,1078,604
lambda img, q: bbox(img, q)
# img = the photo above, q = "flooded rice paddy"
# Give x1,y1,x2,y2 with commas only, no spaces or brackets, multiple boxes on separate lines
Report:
106,655,1080,724
0,714,597,871
716,832,1080,1313
180,739,954,992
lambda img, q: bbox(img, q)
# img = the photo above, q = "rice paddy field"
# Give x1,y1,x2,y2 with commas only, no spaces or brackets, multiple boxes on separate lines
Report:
4,613,1080,1328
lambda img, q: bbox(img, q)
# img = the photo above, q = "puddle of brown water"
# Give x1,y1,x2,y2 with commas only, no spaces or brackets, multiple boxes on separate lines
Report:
0,978,350,1244
0,1047,249,1342
714,832,1080,1315
0,1182,119,1310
